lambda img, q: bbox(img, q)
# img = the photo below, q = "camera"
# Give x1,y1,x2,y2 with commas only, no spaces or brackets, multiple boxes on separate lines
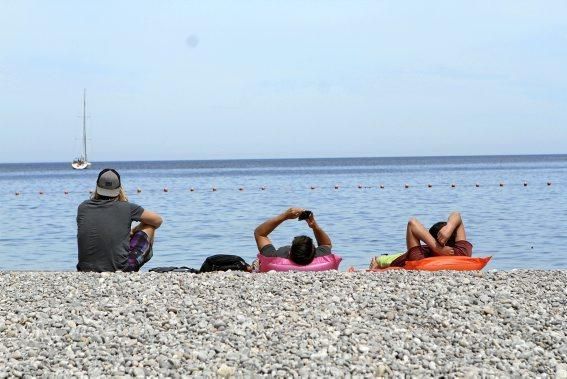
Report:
298,210,312,221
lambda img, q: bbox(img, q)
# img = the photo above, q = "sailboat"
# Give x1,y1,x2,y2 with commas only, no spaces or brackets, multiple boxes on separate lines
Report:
71,89,92,170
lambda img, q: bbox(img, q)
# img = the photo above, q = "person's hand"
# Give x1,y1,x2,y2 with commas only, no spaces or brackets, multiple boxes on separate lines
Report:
284,207,304,220
306,213,318,229
437,225,453,246
440,246,455,256
130,223,139,236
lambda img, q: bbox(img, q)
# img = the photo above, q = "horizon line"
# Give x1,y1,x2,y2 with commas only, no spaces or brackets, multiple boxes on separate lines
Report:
1,153,566,165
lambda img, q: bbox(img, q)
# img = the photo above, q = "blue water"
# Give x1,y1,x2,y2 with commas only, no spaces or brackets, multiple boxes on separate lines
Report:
1,155,566,271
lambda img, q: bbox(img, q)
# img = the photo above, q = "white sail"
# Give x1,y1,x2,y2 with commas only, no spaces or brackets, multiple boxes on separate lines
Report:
72,89,91,170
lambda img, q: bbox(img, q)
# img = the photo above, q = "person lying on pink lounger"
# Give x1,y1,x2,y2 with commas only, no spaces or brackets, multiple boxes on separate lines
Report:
254,208,333,265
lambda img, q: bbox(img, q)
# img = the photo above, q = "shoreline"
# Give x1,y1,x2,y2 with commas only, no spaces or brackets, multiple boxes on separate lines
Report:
0,267,563,273
1,270,566,377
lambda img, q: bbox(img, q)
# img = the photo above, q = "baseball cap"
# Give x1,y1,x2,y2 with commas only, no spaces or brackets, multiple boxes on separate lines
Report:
96,168,121,197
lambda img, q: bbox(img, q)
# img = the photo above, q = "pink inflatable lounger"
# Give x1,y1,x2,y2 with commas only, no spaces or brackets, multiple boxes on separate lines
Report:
257,253,343,272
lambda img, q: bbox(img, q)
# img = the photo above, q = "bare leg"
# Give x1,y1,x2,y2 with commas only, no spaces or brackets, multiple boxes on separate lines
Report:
406,218,422,250
405,218,429,261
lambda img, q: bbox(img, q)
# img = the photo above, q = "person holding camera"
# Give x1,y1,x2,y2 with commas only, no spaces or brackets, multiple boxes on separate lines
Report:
254,208,332,265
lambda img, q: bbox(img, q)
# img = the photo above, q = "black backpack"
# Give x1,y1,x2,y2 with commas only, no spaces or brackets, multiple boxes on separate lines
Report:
149,266,199,273
199,254,250,273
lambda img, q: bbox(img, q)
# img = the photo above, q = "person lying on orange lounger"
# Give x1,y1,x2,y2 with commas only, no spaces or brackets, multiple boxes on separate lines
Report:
370,211,473,269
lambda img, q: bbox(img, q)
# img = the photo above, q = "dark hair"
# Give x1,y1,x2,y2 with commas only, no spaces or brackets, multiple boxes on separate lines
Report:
96,195,116,201
290,235,316,265
429,222,456,247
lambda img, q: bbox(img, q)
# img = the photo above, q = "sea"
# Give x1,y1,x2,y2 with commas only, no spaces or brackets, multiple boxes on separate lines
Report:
1,155,566,271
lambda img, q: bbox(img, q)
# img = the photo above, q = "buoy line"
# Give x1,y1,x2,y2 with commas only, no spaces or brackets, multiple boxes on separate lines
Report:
6,181,557,196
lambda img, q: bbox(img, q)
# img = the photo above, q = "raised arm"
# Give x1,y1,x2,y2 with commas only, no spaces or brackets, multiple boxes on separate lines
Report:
254,208,304,251
407,217,454,256
306,214,332,248
437,211,466,245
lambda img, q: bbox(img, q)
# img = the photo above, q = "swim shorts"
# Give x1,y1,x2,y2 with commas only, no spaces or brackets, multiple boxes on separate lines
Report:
391,240,473,267
127,231,153,271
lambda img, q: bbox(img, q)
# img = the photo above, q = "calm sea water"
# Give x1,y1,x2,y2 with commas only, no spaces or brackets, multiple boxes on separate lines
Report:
1,155,566,271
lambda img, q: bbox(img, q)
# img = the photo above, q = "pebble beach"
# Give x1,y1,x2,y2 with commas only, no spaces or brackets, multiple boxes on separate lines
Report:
1,270,566,378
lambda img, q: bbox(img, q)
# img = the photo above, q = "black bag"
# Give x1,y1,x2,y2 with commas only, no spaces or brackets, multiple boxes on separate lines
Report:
149,266,199,273
199,254,250,273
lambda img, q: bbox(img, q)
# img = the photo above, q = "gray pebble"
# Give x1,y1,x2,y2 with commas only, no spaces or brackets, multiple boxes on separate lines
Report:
0,270,564,377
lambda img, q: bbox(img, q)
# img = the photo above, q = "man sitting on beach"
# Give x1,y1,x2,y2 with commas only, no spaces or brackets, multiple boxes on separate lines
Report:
371,211,472,269
76,168,163,272
254,208,332,265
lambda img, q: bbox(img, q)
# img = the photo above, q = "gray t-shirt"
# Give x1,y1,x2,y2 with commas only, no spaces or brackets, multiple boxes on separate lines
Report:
77,199,144,272
260,244,332,258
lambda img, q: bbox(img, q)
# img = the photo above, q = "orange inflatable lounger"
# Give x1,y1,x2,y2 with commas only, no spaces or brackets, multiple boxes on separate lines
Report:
403,256,492,271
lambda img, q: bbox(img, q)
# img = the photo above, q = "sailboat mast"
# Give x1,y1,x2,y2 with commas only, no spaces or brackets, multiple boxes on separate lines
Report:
82,89,87,161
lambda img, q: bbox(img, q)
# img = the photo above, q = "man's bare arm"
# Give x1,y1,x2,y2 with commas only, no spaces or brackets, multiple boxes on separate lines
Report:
407,217,453,256
254,208,303,251
306,214,332,248
139,210,163,228
437,212,466,245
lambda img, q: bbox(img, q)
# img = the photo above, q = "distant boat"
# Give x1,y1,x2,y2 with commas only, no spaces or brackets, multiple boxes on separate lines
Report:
71,89,92,170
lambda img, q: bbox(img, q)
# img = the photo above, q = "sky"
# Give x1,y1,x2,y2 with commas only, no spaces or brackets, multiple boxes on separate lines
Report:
0,1,566,163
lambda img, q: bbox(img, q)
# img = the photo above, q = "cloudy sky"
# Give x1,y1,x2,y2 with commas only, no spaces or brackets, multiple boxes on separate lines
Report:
1,1,566,162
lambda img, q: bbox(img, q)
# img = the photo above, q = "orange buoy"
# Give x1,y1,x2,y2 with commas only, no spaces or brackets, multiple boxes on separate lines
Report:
163,187,169,193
